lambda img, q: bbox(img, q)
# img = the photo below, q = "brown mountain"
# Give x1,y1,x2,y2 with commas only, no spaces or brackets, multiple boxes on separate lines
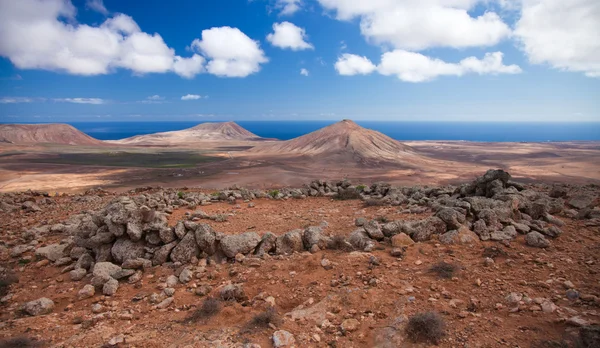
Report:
247,119,419,163
112,121,263,145
0,124,103,145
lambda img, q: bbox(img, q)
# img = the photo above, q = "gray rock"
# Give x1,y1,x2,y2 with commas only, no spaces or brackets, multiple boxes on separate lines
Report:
77,284,95,300
127,271,143,284
103,278,119,296
170,231,199,263
70,268,87,281
348,228,374,251
92,262,122,282
156,297,174,309
22,201,42,212
363,220,384,240
511,221,531,234
255,232,277,256
490,225,518,241
220,284,246,302
381,221,404,237
152,241,178,266
436,208,466,230
166,275,179,287
179,267,193,284
35,243,67,262
220,232,261,258
159,227,176,244
126,221,143,241
407,216,447,242
76,253,94,270
194,224,218,255
174,222,186,239
355,217,367,227
568,194,596,209
525,231,550,248
302,226,329,249
543,225,563,238
273,330,296,347
111,238,146,264
122,258,152,270
22,297,54,316
275,229,304,255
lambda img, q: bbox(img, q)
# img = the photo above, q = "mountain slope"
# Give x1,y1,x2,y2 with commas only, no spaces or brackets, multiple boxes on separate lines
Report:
247,119,416,163
113,121,263,145
0,124,103,145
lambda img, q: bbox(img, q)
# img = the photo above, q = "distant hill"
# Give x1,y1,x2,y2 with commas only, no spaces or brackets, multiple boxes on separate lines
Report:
112,121,264,145
0,124,103,145
247,119,417,163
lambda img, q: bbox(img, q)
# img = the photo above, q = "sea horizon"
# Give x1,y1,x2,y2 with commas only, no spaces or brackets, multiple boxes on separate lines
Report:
2,120,600,142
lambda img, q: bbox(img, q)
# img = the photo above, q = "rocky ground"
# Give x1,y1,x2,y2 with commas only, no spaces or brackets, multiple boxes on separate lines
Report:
0,170,599,348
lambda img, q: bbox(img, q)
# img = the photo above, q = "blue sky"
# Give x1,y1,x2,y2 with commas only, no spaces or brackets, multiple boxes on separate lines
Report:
0,0,598,122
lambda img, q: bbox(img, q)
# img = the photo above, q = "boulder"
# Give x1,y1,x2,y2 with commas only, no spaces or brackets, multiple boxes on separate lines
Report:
525,231,550,248
363,220,384,240
92,262,122,280
348,228,374,251
103,278,119,296
391,233,415,247
255,232,277,256
152,241,177,266
35,243,67,262
22,298,54,316
126,221,143,241
111,238,146,264
490,225,518,241
275,229,304,255
194,224,218,255
568,194,596,210
436,208,466,230
407,216,447,242
302,226,329,249
220,232,261,258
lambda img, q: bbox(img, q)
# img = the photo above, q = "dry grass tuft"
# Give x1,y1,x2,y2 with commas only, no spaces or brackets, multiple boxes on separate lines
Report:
429,261,459,279
186,298,221,322
246,307,280,330
405,312,446,344
327,235,354,252
0,336,42,348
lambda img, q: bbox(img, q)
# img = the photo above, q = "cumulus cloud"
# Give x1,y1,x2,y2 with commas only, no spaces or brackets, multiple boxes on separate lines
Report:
86,0,108,15
514,0,600,77
378,50,521,82
181,94,202,101
334,54,377,76
317,0,511,51
300,68,309,76
267,22,314,51
276,0,302,15
0,0,265,79
55,98,106,104
191,27,268,77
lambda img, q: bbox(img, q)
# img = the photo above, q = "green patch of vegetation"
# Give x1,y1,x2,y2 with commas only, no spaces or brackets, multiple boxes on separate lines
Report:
18,258,31,265
27,151,225,168
210,192,220,197
356,184,367,191
269,190,280,198
177,191,185,199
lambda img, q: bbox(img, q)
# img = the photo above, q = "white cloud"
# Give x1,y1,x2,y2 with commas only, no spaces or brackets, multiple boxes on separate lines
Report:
86,0,108,15
317,0,511,51
276,0,302,15
147,95,164,101
55,98,106,104
300,68,309,76
0,0,221,79
191,27,268,78
0,97,35,104
378,50,521,82
334,54,377,75
514,0,600,77
266,22,314,51
181,94,202,101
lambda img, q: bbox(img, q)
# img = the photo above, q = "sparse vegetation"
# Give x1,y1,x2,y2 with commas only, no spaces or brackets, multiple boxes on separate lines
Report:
356,184,367,191
575,325,600,348
177,191,185,199
212,214,228,222
0,336,42,348
0,271,18,296
328,235,354,251
269,190,280,198
405,311,446,344
246,307,280,331
532,340,570,348
186,298,221,322
429,261,459,279
364,198,387,206
18,258,31,265
375,215,389,223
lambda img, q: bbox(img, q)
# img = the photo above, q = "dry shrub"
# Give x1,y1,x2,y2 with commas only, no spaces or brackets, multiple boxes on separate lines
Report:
405,312,446,344
0,271,18,297
327,235,353,252
482,246,507,259
186,298,221,322
429,261,459,279
0,336,42,348
336,189,361,200
364,198,387,207
532,340,569,348
576,325,600,348
246,307,280,330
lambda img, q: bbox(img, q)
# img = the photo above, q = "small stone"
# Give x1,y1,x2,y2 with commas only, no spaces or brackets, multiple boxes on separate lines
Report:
179,268,193,284
195,285,212,297
506,292,523,305
273,330,295,347
103,278,119,296
166,275,179,287
484,257,495,267
235,253,245,263
563,280,575,289
321,258,333,270
341,318,360,333
390,248,404,257
22,297,54,316
78,284,95,300
156,297,174,309
566,289,580,301
391,233,415,247
107,334,125,346
70,268,87,281
91,303,103,313
415,260,422,265
541,301,557,313
164,288,175,297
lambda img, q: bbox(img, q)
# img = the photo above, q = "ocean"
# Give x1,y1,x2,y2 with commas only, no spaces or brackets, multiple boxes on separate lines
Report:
5,121,600,142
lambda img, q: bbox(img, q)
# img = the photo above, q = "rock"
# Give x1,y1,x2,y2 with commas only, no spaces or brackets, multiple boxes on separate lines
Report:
525,231,550,248
22,297,54,316
22,201,42,212
407,216,447,242
93,262,122,280
128,271,143,284
174,222,186,239
220,284,246,302
391,233,415,247
194,224,218,255
166,275,179,287
506,292,523,305
321,258,333,270
255,232,277,256
490,225,518,241
111,238,146,264
511,221,531,234
195,285,212,297
275,229,304,255
273,330,296,347
220,232,261,258
153,241,177,266
76,253,94,271
156,297,174,309
390,248,404,257
103,278,119,296
543,226,563,238
122,258,151,270
179,267,193,283
436,208,466,230
126,221,143,241
107,334,125,346
348,228,374,251
566,316,589,327
92,303,103,313
566,289,580,300
541,300,557,313
70,268,87,281
303,226,329,249
439,226,480,245
163,288,175,297
355,217,367,227
78,284,95,300
170,231,199,263
568,194,596,209
341,318,360,333
363,220,384,240
159,227,176,244
35,243,67,262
